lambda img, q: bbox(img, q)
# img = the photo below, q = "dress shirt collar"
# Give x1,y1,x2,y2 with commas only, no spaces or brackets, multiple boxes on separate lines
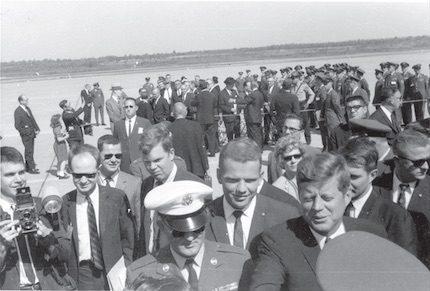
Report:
380,105,392,122
351,186,373,217
20,104,28,111
222,194,257,220
155,163,177,185
310,222,346,250
98,170,119,187
170,243,205,270
112,95,119,103
392,172,416,207
77,184,100,203
256,179,264,194
126,115,137,123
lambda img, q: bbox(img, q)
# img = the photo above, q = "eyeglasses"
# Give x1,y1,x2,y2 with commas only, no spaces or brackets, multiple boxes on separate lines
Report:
397,155,429,168
283,154,303,162
346,105,364,111
172,226,205,238
283,127,301,132
104,153,122,160
123,105,134,109
72,173,97,179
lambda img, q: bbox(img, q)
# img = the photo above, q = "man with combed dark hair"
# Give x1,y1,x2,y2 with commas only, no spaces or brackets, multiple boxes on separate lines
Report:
374,129,430,268
339,138,417,255
137,124,202,258
0,146,73,289
249,152,387,290
60,144,135,290
206,138,300,257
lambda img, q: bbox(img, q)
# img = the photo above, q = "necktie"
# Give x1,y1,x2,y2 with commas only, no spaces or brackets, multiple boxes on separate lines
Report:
25,106,31,117
185,258,198,290
16,234,36,284
105,178,112,188
398,183,409,209
325,236,331,246
345,202,355,218
233,210,244,249
85,195,104,270
128,119,132,137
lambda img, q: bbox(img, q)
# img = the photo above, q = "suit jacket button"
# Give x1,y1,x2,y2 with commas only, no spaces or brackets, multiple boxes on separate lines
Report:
162,264,170,272
210,257,218,265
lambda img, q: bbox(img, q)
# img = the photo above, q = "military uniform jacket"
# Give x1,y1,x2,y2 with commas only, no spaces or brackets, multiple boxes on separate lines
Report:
126,240,252,291
90,88,105,106
321,88,345,130
62,107,85,143
384,72,405,96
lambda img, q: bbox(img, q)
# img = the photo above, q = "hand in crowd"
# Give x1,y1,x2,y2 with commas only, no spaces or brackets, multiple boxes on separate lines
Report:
0,220,20,243
36,220,52,238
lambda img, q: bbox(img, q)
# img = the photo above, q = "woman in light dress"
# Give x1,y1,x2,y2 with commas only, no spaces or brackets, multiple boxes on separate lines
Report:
272,135,304,202
50,114,69,179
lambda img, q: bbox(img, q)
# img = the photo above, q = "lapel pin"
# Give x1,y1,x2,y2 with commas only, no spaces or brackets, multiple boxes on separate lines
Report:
162,264,170,272
418,193,423,198
262,212,266,216
210,257,218,265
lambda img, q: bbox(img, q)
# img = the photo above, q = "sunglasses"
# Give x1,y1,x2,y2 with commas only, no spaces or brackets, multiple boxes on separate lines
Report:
283,154,303,162
172,226,205,238
104,153,122,160
346,105,364,111
72,173,97,179
397,155,429,168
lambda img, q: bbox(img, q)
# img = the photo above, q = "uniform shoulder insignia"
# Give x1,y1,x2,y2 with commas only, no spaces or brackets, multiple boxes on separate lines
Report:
128,255,157,271
214,242,250,257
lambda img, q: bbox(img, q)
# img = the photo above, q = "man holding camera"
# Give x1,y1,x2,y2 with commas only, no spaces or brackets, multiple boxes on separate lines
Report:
0,146,70,290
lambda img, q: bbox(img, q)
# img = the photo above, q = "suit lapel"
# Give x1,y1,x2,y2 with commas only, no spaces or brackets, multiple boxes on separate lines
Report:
409,178,430,210
247,196,266,249
379,109,397,132
66,191,79,255
357,191,378,219
98,187,109,238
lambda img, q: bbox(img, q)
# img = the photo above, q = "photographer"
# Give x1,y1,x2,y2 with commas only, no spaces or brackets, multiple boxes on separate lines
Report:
0,146,73,290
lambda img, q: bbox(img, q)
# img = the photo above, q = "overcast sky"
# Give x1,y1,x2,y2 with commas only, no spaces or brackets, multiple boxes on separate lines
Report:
1,0,430,62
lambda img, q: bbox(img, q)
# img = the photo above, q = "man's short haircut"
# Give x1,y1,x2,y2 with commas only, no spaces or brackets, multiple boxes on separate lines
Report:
379,87,395,103
68,144,101,171
139,124,173,155
339,137,379,173
251,81,259,90
275,135,304,163
346,95,367,105
297,152,350,194
392,129,430,157
284,114,304,130
97,134,121,152
18,95,25,102
1,146,24,166
124,97,136,104
219,137,261,172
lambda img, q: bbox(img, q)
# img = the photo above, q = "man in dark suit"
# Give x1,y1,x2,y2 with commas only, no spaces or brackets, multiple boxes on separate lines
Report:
263,76,280,144
136,88,153,123
60,99,89,150
80,84,93,135
403,64,429,124
339,138,417,255
206,138,301,257
244,80,264,149
373,69,385,109
248,152,387,290
91,82,105,126
373,129,430,268
346,75,369,105
151,88,170,124
14,95,40,174
169,103,208,179
370,87,402,145
219,77,242,141
270,78,301,137
0,147,74,290
181,82,196,120
60,144,135,290
127,181,251,291
113,98,151,173
137,124,203,258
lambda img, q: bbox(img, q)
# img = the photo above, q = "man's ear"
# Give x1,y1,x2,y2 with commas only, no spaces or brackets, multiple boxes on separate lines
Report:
369,169,378,183
169,148,175,160
216,168,222,184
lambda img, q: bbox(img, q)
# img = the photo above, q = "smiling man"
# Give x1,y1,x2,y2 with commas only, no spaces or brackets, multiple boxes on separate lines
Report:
249,152,387,291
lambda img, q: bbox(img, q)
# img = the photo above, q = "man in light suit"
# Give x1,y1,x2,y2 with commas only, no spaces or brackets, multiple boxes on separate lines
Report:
126,181,252,291
137,124,203,258
14,95,40,174
206,138,301,258
113,98,151,173
373,129,430,269
60,144,135,290
106,83,125,133
248,152,387,290
96,135,141,235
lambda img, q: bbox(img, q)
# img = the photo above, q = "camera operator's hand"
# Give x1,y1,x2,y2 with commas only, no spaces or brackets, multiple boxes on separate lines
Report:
0,220,20,243
36,220,52,238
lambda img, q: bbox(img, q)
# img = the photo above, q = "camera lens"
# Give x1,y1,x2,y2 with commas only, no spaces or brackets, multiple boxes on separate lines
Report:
23,212,31,219
23,221,33,230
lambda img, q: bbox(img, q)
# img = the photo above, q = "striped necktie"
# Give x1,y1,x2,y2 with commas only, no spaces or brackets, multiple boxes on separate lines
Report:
85,195,104,270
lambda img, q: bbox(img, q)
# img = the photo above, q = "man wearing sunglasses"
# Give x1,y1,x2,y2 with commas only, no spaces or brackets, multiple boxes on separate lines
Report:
60,144,135,290
113,97,151,174
374,129,430,269
97,135,141,238
127,180,251,291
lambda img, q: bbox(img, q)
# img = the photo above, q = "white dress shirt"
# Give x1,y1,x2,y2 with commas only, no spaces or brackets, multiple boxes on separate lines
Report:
76,184,101,262
125,115,137,137
310,222,346,250
380,105,393,123
98,171,119,187
171,243,205,280
223,195,257,248
391,173,416,209
349,186,373,218
163,88,172,104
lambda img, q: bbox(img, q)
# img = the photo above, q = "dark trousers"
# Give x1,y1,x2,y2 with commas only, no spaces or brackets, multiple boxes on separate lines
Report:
300,102,311,145
401,94,424,125
223,117,241,141
94,104,105,125
21,135,36,170
319,121,329,151
83,106,93,134
68,139,82,150
263,111,272,144
78,261,109,290
247,122,263,149
201,123,217,155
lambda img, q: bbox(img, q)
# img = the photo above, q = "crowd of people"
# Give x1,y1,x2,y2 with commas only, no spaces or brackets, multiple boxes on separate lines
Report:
1,61,430,290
